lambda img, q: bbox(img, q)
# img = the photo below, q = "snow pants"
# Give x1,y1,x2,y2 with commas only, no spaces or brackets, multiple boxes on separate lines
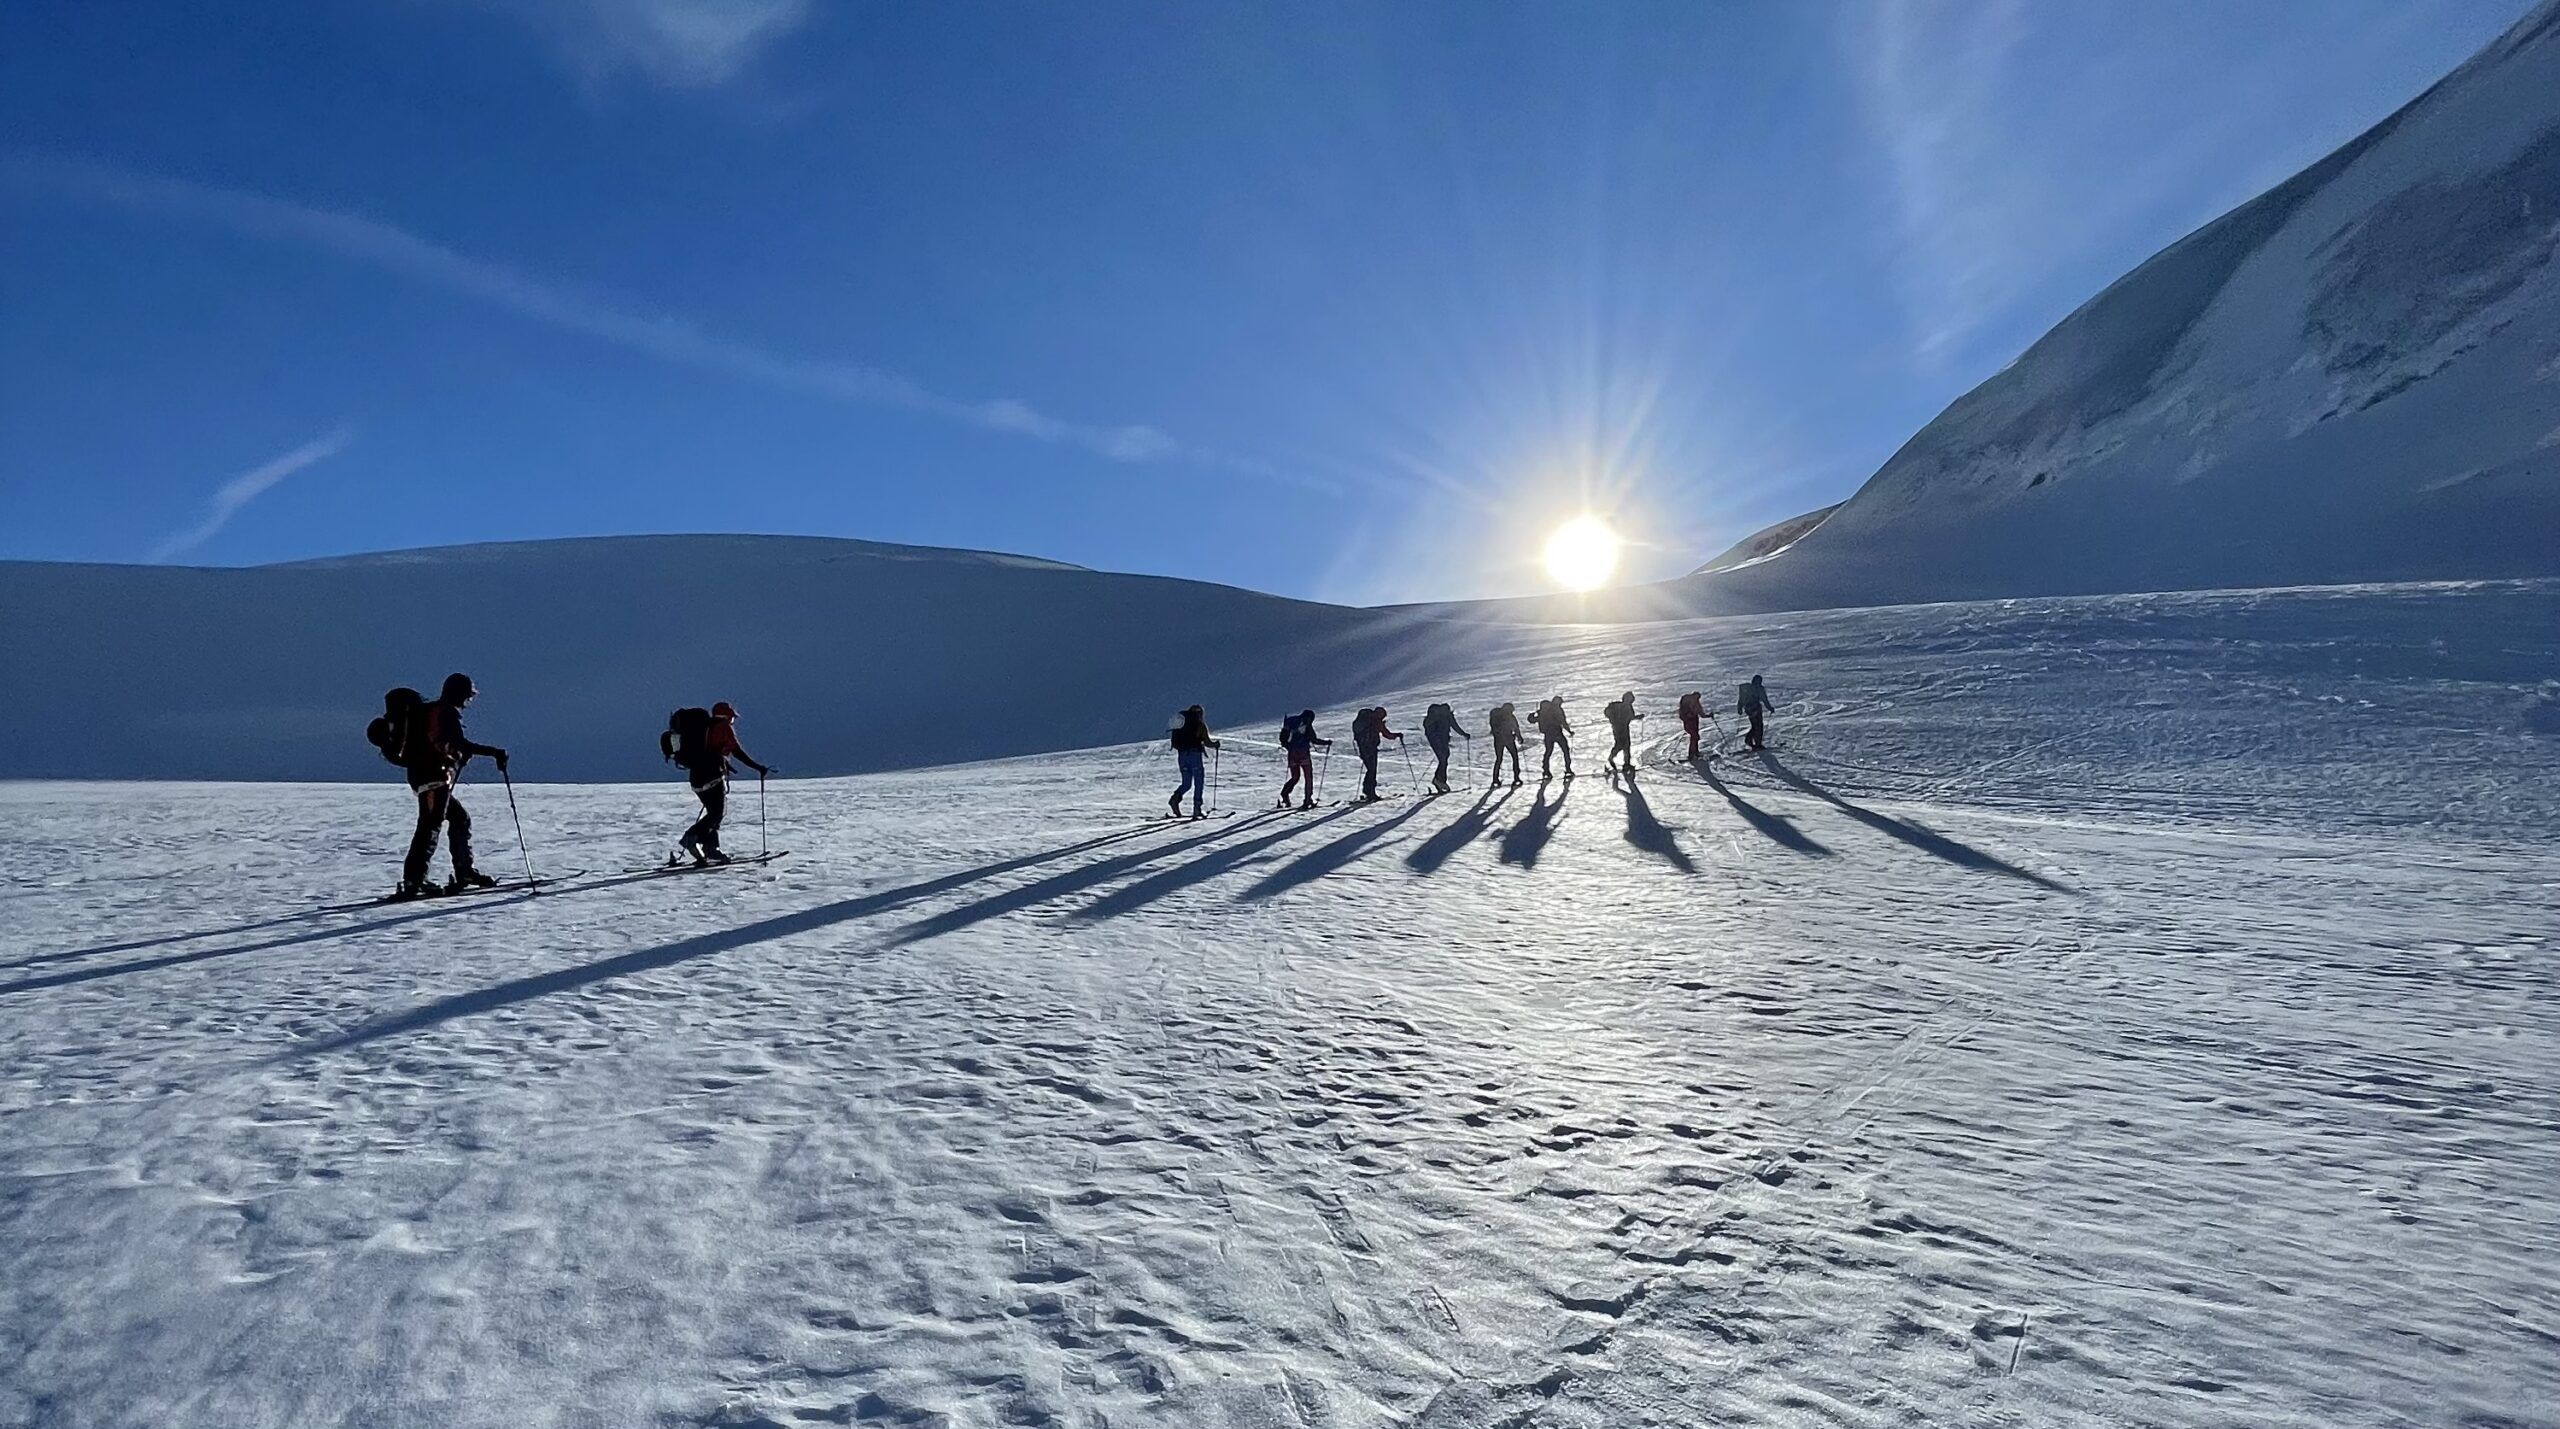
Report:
1542,730,1572,777
685,774,729,853
1681,715,1701,759
1357,743,1381,799
1173,747,1207,814
1281,748,1314,805
1609,729,1633,768
1745,706,1765,750
1428,734,1453,788
403,779,475,887
1492,739,1522,783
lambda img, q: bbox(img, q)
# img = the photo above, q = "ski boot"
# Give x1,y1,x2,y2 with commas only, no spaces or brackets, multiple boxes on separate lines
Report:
389,878,436,903
703,848,733,865
676,837,709,867
446,869,497,893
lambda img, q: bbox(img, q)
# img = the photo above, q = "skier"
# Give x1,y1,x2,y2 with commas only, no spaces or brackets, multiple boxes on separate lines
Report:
1677,690,1706,761
661,701,770,865
1278,709,1332,809
1603,691,1643,774
1420,702,1475,794
1169,705,1220,819
396,672,509,900
1487,703,1525,787
1739,674,1773,752
1528,695,1574,781
1351,706,1403,802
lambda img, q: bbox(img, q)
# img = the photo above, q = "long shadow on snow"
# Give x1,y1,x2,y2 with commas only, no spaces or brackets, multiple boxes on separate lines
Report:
0,860,757,998
884,814,1282,946
1069,805,1361,921
292,823,1180,1055
1496,780,1570,868
1610,772,1699,875
1759,755,2070,892
1404,784,1516,876
1237,801,1427,902
1694,760,1832,857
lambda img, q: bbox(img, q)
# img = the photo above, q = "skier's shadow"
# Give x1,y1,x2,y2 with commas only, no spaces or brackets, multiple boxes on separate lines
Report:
290,821,1201,1056
1759,755,2069,891
1695,759,1832,857
1069,805,1359,920
882,814,1281,944
1612,772,1698,875
1404,783,1515,877
1497,780,1570,868
1236,801,1425,902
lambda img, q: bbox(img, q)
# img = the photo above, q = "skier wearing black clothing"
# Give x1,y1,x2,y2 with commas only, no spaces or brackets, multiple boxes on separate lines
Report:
1676,691,1705,760
662,701,770,864
1487,703,1525,787
1603,691,1643,774
1278,710,1332,809
396,672,509,900
1739,674,1773,752
1420,702,1474,794
1169,705,1220,819
1351,706,1403,801
1528,696,1574,780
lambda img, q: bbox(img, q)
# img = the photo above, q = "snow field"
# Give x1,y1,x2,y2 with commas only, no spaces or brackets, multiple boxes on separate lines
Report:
3,580,2556,1428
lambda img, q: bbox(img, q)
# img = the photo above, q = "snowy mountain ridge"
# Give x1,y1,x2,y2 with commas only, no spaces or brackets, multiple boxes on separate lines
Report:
1537,0,2560,620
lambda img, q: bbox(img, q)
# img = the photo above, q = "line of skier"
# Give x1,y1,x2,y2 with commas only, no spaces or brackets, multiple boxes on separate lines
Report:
1174,676,1778,817
366,674,770,900
365,671,1778,889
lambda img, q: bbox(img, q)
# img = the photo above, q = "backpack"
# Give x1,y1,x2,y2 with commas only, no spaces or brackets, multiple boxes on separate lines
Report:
1279,714,1300,746
1679,692,1702,720
366,687,423,767
667,706,713,765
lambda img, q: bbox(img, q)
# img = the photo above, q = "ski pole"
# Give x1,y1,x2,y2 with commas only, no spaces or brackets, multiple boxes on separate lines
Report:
1318,745,1332,804
759,770,769,858
500,765,537,887
1399,737,1418,793
1211,745,1222,814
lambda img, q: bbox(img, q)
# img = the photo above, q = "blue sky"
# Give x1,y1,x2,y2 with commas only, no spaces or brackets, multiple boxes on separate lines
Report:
0,0,2534,603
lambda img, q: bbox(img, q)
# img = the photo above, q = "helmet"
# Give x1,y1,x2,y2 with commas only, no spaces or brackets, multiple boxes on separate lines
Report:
1300,709,1315,721
712,701,737,719
1622,690,1634,701
441,672,476,702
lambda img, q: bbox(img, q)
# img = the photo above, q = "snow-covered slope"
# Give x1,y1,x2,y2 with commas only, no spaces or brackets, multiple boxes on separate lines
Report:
1517,2,2560,621
7,579,2555,1427
0,535,1499,782
1691,504,1840,574
1744,0,2560,605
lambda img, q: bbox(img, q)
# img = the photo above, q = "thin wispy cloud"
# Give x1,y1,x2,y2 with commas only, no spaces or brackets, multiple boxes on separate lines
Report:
478,0,817,91
152,426,356,563
6,152,1254,475
1846,0,2035,368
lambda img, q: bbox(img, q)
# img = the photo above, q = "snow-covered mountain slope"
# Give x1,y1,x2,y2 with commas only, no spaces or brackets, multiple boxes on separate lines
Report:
6,580,2556,1427
1497,2,2560,622
1690,503,1840,574
0,535,1504,782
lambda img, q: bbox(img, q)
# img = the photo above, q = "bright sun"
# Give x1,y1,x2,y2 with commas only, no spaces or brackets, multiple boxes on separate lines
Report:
1543,514,1621,592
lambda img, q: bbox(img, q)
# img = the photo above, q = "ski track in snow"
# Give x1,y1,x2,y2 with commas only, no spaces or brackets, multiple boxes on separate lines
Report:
4,582,2558,1428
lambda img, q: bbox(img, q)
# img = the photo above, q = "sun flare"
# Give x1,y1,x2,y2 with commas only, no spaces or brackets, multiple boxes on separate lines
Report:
1542,515,1621,592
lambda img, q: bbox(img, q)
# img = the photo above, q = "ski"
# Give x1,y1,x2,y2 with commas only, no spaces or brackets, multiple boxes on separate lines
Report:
620,850,794,876
325,869,582,913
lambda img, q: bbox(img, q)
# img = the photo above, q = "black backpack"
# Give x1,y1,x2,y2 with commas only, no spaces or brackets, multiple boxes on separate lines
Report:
366,687,423,767
666,706,713,765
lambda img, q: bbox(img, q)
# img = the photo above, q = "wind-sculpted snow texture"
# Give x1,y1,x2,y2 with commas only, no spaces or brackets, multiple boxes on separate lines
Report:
5,581,2557,1427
